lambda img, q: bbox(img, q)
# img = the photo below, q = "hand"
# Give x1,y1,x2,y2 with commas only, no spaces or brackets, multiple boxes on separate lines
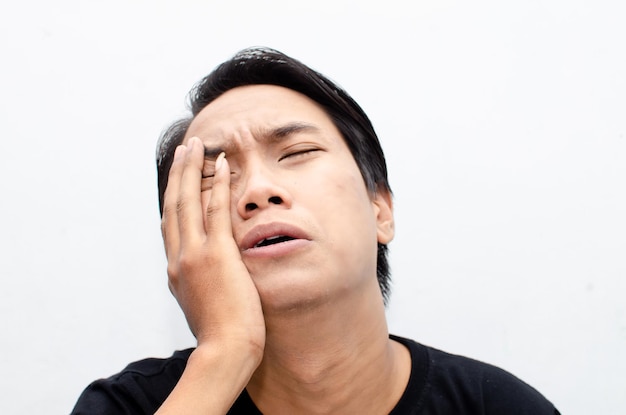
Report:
161,136,265,356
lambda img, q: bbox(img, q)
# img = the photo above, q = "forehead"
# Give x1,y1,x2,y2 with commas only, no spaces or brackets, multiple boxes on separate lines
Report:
183,85,340,146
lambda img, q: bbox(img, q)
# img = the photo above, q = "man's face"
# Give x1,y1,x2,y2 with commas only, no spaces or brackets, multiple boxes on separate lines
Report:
183,85,394,312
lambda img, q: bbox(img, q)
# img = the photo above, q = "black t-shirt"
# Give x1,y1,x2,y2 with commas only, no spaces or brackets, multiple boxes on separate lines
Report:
71,335,560,414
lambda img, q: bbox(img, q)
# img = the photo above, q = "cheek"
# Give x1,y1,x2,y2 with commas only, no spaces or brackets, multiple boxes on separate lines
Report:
313,164,378,240
322,173,379,282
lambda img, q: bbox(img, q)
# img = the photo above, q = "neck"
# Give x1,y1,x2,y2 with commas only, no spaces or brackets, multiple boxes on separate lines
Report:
246,282,411,414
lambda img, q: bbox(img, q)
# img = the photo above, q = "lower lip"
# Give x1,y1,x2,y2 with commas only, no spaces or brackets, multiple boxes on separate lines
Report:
242,238,311,259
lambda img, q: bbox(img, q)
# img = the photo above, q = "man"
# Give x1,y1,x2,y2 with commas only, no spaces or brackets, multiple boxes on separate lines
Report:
72,47,560,414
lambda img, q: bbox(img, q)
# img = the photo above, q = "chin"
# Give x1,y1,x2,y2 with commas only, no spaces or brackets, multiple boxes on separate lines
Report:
255,275,338,315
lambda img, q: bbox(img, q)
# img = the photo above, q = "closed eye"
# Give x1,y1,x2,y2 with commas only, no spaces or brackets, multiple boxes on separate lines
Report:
201,160,217,179
279,148,320,162
201,171,235,192
202,171,236,179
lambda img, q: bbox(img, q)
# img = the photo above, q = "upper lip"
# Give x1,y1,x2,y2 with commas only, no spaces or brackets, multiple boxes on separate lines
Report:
239,222,311,251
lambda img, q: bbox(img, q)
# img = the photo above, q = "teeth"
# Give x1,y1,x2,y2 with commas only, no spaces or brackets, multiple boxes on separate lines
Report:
254,235,293,248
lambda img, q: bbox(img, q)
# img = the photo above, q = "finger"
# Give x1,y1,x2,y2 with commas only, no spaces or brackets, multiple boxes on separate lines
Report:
177,137,206,241
161,144,186,260
205,152,234,241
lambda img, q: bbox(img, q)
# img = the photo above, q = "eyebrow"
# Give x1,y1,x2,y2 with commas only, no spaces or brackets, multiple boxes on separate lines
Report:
268,122,319,140
203,122,320,159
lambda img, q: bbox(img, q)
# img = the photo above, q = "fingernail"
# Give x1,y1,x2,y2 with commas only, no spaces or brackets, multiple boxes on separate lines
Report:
215,152,226,171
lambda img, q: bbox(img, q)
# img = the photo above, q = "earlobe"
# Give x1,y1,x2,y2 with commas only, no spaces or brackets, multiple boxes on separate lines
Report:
373,189,394,244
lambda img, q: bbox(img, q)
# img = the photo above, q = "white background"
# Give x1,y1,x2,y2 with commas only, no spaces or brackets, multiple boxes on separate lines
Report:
1,1,624,414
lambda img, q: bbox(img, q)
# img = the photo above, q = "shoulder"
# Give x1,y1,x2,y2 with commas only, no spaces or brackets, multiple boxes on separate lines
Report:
391,335,560,415
70,348,194,415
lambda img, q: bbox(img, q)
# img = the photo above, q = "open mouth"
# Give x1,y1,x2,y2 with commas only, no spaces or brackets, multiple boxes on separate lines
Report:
241,223,310,253
254,235,295,248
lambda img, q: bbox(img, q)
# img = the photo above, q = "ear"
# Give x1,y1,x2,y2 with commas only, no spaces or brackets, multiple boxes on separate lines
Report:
372,189,394,244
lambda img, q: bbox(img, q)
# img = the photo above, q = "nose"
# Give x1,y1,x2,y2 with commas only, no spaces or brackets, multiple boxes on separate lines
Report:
235,163,292,219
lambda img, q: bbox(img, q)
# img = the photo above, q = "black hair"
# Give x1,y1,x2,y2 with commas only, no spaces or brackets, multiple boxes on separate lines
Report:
156,47,392,303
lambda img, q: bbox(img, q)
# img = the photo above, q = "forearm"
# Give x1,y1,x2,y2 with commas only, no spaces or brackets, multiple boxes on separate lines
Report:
155,341,262,415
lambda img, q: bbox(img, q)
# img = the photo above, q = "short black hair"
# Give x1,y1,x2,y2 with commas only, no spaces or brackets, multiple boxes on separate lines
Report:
156,47,393,303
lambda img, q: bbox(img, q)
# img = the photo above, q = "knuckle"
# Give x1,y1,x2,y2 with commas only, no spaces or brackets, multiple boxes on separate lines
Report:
204,205,223,233
176,198,187,214
162,204,177,221
205,204,219,219
178,251,203,273
166,264,180,283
